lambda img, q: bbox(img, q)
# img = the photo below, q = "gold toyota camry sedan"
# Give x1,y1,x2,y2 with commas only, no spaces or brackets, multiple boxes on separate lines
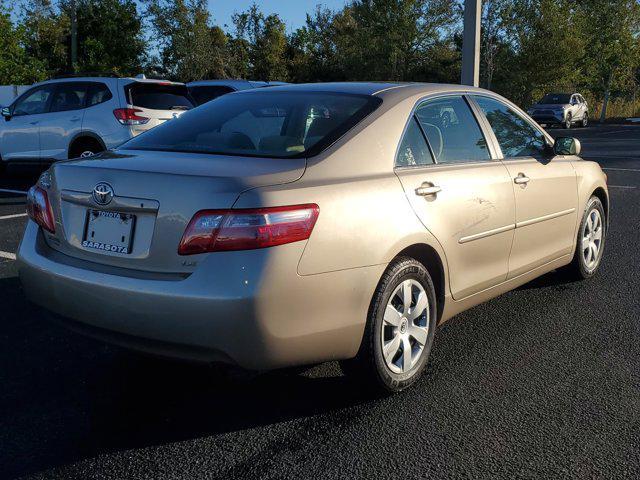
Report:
18,83,608,392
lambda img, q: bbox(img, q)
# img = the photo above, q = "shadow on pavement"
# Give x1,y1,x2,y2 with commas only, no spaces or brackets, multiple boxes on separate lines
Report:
0,276,375,478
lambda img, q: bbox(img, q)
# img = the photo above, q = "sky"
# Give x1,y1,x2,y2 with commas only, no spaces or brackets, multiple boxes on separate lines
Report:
209,0,350,32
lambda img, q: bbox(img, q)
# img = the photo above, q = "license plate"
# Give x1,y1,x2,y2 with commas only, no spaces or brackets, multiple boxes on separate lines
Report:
82,210,135,254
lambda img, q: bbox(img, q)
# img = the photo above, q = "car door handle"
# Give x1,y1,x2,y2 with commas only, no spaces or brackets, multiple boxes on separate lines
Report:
29,121,38,125
70,117,81,122
415,183,442,196
514,173,530,185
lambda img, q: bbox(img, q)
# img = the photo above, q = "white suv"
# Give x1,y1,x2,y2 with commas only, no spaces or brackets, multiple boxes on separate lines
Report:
0,76,194,168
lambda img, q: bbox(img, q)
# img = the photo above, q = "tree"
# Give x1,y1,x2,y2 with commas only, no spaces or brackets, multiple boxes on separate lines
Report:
231,5,289,81
579,0,640,121
498,0,585,106
145,0,228,81
59,0,146,75
0,2,46,84
20,0,68,77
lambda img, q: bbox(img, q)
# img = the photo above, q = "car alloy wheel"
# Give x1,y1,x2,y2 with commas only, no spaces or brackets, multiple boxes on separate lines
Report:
565,113,572,129
582,113,588,127
581,207,603,272
80,150,95,158
381,279,430,374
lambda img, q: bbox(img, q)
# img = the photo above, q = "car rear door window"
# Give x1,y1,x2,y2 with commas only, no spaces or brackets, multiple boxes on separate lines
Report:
396,117,434,167
414,96,490,164
86,83,112,106
472,95,548,159
49,83,88,112
126,83,194,110
12,86,53,116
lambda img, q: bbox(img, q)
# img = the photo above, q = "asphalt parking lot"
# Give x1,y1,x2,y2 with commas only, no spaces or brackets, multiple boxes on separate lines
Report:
1,124,639,479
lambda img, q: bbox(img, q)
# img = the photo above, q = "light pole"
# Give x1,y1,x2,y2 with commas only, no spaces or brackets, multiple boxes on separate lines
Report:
461,0,481,87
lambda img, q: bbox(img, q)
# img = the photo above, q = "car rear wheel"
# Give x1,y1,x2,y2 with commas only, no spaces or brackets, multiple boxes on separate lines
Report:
340,257,437,393
564,113,572,129
563,196,606,280
582,113,588,127
68,137,105,159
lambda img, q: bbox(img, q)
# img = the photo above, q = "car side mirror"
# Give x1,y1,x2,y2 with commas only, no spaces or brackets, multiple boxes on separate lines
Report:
1,107,10,120
554,137,581,156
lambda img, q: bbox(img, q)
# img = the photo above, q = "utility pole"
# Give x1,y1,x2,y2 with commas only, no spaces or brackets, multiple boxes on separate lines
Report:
461,0,481,87
70,0,78,73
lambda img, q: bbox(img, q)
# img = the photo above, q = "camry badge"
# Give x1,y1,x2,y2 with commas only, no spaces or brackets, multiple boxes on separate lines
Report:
92,182,114,206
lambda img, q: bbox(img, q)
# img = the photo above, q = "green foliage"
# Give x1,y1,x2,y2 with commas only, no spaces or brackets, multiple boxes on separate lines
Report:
62,0,146,75
0,2,46,84
145,0,228,81
3,0,640,120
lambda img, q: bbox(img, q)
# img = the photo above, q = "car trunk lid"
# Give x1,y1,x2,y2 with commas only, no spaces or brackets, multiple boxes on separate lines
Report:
44,149,305,273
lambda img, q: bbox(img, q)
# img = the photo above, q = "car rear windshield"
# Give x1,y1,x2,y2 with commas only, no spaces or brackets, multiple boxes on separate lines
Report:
126,83,194,110
538,93,571,104
121,91,381,158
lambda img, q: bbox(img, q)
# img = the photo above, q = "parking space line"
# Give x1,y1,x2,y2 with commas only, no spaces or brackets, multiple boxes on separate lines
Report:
603,167,640,172
608,185,637,189
0,213,27,220
0,188,27,195
0,251,16,261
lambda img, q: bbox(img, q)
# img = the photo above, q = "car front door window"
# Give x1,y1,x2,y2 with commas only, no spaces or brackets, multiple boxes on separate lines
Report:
12,87,52,116
472,96,548,159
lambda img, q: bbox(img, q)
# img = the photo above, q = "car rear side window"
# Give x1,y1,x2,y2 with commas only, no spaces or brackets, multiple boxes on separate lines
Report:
472,95,547,159
396,117,434,167
50,83,88,112
189,85,235,105
86,83,112,106
414,96,490,164
121,91,381,159
126,83,194,110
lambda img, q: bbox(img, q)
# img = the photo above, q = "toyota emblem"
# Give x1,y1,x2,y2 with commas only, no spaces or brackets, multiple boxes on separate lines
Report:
92,182,114,205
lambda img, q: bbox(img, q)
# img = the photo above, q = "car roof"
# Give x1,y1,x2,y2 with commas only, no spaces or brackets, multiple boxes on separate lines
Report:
187,79,290,89
235,81,493,101
31,77,185,87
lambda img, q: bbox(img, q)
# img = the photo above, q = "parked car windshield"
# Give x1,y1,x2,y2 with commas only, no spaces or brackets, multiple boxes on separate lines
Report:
122,91,381,158
538,93,571,104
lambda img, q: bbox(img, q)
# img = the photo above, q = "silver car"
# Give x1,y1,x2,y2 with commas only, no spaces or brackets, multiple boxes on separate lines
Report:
0,76,194,169
528,92,589,129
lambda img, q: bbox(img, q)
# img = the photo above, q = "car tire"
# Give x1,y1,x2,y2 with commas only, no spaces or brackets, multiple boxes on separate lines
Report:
563,196,606,280
340,256,437,393
582,113,588,127
68,138,105,159
564,113,572,129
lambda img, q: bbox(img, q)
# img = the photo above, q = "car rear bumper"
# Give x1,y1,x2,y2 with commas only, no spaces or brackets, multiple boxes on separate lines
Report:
17,221,382,369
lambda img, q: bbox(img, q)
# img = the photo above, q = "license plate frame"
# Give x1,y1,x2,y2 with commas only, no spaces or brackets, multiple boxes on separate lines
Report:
82,209,136,255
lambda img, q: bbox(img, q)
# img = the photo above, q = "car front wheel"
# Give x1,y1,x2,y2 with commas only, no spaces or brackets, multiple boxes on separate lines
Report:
564,113,572,129
564,196,606,280
340,256,437,393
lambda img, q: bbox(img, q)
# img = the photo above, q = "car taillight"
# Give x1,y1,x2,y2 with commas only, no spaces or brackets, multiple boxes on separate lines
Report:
113,108,149,125
26,186,55,233
178,204,320,255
